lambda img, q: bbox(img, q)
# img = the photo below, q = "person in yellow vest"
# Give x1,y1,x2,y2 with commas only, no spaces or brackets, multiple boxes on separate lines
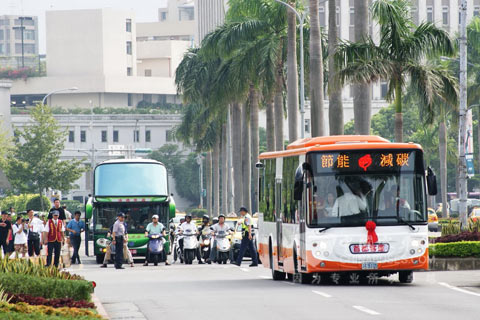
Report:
233,207,258,267
43,211,65,268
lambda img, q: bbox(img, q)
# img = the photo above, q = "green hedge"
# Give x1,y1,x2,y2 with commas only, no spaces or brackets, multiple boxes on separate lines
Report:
0,273,93,301
25,195,51,212
429,241,480,258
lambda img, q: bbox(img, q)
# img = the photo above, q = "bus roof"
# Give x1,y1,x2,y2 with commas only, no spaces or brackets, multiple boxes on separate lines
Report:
259,135,422,160
96,158,165,167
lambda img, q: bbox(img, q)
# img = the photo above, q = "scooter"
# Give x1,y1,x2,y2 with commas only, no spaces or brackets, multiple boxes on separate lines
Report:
147,233,165,266
215,230,231,264
200,229,212,261
173,232,184,263
182,229,198,265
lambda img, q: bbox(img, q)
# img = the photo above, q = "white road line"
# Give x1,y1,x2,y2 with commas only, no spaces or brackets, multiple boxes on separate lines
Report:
259,276,270,279
438,282,480,297
283,281,295,286
240,268,250,272
312,290,332,298
353,306,380,316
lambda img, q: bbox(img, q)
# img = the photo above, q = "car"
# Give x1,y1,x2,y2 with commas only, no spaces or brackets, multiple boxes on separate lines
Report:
428,208,439,232
469,207,480,223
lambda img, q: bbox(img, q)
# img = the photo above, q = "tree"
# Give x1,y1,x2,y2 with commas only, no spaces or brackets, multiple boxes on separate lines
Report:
335,0,455,142
309,0,325,137
4,104,85,210
328,0,344,135
149,144,181,173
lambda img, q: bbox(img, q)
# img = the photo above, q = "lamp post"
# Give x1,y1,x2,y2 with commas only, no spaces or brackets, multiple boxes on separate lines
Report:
196,154,204,208
42,87,78,105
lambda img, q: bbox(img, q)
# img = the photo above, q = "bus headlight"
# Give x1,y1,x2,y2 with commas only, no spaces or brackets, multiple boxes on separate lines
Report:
411,240,419,247
314,251,322,258
319,242,327,250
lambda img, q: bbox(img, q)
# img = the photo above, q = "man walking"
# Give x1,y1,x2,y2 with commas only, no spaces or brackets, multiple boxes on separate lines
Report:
27,210,43,257
43,211,65,268
0,211,12,258
112,212,126,269
66,211,85,264
48,199,66,221
233,207,258,267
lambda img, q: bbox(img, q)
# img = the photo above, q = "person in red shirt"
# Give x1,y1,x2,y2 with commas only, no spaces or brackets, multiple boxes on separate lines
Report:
43,211,65,268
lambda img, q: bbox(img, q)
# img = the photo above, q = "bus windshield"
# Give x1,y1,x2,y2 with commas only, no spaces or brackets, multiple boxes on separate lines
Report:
94,203,169,234
307,150,427,228
95,162,168,197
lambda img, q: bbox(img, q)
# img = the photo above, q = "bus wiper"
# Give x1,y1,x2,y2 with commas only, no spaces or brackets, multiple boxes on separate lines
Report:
319,227,331,233
398,217,416,231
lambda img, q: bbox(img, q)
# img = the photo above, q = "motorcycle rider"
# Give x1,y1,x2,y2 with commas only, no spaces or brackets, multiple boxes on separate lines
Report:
144,215,169,266
209,214,231,264
179,214,203,264
198,215,211,263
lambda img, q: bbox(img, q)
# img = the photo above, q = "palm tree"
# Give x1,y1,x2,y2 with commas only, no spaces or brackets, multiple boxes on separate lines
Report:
286,1,299,142
328,0,343,135
250,86,260,212
242,100,252,211
335,0,455,142
309,0,325,137
352,0,371,135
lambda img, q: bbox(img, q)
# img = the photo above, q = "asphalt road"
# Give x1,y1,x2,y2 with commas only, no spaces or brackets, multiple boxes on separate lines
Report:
69,252,480,320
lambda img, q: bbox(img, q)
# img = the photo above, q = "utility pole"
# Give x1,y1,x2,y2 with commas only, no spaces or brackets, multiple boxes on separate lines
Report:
458,0,468,229
196,154,203,208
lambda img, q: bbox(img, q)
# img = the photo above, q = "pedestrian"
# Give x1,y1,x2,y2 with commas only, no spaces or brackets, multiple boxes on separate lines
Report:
112,212,126,269
233,207,258,267
66,211,85,264
0,211,12,258
43,211,65,268
27,209,44,257
62,205,72,223
48,199,66,221
6,212,14,256
12,216,28,258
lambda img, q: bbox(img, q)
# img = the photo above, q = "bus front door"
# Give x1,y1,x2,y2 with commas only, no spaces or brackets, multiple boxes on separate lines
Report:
299,180,308,271
275,180,283,266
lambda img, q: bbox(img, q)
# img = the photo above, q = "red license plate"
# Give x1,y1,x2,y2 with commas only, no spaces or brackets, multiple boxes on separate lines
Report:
129,249,137,254
349,243,390,254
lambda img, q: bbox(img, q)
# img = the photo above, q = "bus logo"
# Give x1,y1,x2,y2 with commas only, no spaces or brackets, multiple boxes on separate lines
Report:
358,154,372,171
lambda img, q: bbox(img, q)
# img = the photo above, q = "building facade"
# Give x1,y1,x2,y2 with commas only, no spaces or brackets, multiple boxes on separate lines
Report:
194,0,228,44
0,15,39,69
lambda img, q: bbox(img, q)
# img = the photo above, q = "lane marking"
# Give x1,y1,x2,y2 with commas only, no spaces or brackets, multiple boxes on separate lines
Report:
259,276,270,279
240,268,250,272
312,290,332,298
283,281,294,286
438,282,480,297
353,306,380,315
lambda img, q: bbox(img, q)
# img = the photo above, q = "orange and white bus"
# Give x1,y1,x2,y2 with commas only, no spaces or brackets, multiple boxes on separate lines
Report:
256,135,437,284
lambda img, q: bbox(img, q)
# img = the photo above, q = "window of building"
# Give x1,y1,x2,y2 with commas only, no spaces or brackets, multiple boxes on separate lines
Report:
0,44,3,55
68,130,75,143
160,12,167,21
319,6,326,27
0,30,3,41
304,119,311,134
133,130,139,142
126,19,132,32
101,130,107,143
24,30,35,40
113,130,119,142
427,6,433,22
144,69,152,77
127,93,133,106
14,28,22,40
166,130,173,142
18,43,35,54
410,6,418,24
475,6,480,17
179,7,194,21
380,81,388,99
126,41,132,55
143,94,152,103
145,130,151,142
127,67,132,76
80,130,86,143
442,6,449,25
350,7,354,27
6,30,9,40
336,6,340,27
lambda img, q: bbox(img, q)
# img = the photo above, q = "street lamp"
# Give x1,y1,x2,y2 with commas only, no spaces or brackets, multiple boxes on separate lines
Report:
42,87,78,105
196,154,204,208
459,0,468,229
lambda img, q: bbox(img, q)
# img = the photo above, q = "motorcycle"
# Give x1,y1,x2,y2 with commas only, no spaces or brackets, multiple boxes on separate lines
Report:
182,229,198,265
147,233,165,266
200,229,212,261
173,232,184,263
215,230,231,264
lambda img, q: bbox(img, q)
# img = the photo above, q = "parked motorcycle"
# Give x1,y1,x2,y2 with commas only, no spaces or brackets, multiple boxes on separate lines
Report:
215,230,231,264
182,229,198,265
147,233,165,266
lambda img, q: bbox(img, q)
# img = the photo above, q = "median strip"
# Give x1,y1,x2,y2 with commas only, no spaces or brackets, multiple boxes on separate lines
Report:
353,305,380,315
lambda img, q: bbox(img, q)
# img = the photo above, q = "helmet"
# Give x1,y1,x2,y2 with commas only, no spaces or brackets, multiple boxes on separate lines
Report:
212,217,219,224
218,214,226,219
202,214,209,221
185,214,192,219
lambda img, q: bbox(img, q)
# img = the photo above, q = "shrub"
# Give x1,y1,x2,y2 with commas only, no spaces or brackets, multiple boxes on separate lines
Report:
7,293,95,309
429,241,480,258
0,258,84,280
0,273,93,301
0,301,101,319
0,194,36,213
433,232,480,243
441,220,461,236
188,208,208,218
0,312,101,320
25,195,51,211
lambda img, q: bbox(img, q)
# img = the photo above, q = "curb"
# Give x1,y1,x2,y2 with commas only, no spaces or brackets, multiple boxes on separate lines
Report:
92,293,110,320
429,257,480,271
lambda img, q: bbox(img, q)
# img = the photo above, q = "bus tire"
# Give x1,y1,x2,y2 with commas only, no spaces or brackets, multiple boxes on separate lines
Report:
269,241,285,281
399,271,413,284
96,254,104,264
293,248,312,284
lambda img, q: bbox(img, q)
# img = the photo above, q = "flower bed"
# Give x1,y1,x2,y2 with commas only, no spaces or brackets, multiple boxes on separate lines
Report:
429,241,480,258
0,301,102,319
7,293,95,309
432,231,480,244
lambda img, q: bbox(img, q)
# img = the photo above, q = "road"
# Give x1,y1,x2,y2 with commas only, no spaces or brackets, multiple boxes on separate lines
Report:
69,253,480,320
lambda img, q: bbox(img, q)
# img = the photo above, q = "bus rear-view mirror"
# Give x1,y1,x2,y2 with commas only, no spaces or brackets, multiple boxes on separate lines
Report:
427,167,438,196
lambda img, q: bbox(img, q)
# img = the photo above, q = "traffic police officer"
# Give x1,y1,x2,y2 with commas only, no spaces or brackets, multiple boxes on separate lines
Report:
233,207,258,267
112,212,126,269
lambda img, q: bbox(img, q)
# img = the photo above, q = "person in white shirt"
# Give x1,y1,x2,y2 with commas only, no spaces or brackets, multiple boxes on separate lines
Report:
12,216,28,258
209,214,231,264
179,214,203,264
331,179,369,217
27,210,44,257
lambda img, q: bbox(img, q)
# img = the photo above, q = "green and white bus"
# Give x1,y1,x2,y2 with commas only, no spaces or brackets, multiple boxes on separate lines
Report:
85,159,175,264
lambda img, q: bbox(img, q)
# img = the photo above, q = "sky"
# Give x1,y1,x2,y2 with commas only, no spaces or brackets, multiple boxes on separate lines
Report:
3,0,169,53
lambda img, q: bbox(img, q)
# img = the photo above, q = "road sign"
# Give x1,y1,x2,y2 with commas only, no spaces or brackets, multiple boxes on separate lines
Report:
108,145,125,156
134,148,152,154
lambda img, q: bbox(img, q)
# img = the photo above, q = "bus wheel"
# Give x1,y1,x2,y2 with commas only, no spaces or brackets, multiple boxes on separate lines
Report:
269,244,285,281
293,249,312,284
398,271,413,284
96,254,104,264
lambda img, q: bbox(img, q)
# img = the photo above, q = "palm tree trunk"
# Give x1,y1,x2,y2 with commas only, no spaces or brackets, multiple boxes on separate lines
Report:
353,0,371,135
439,119,449,218
242,100,252,211
227,105,234,213
287,5,299,143
250,86,260,213
309,0,325,137
206,151,213,217
213,138,220,217
394,82,403,142
328,0,344,135
232,102,243,211
274,63,285,151
221,122,228,215
266,98,275,151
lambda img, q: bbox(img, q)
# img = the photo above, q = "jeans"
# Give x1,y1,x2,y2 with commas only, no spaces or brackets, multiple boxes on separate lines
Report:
27,238,41,256
235,234,258,265
115,236,124,268
46,241,61,267
70,235,81,263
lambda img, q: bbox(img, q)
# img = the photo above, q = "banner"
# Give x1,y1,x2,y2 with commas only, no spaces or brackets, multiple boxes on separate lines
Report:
466,109,475,177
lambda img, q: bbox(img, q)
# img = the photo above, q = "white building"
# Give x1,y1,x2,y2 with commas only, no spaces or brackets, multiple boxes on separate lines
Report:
10,8,190,108
194,0,228,44
0,15,39,69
